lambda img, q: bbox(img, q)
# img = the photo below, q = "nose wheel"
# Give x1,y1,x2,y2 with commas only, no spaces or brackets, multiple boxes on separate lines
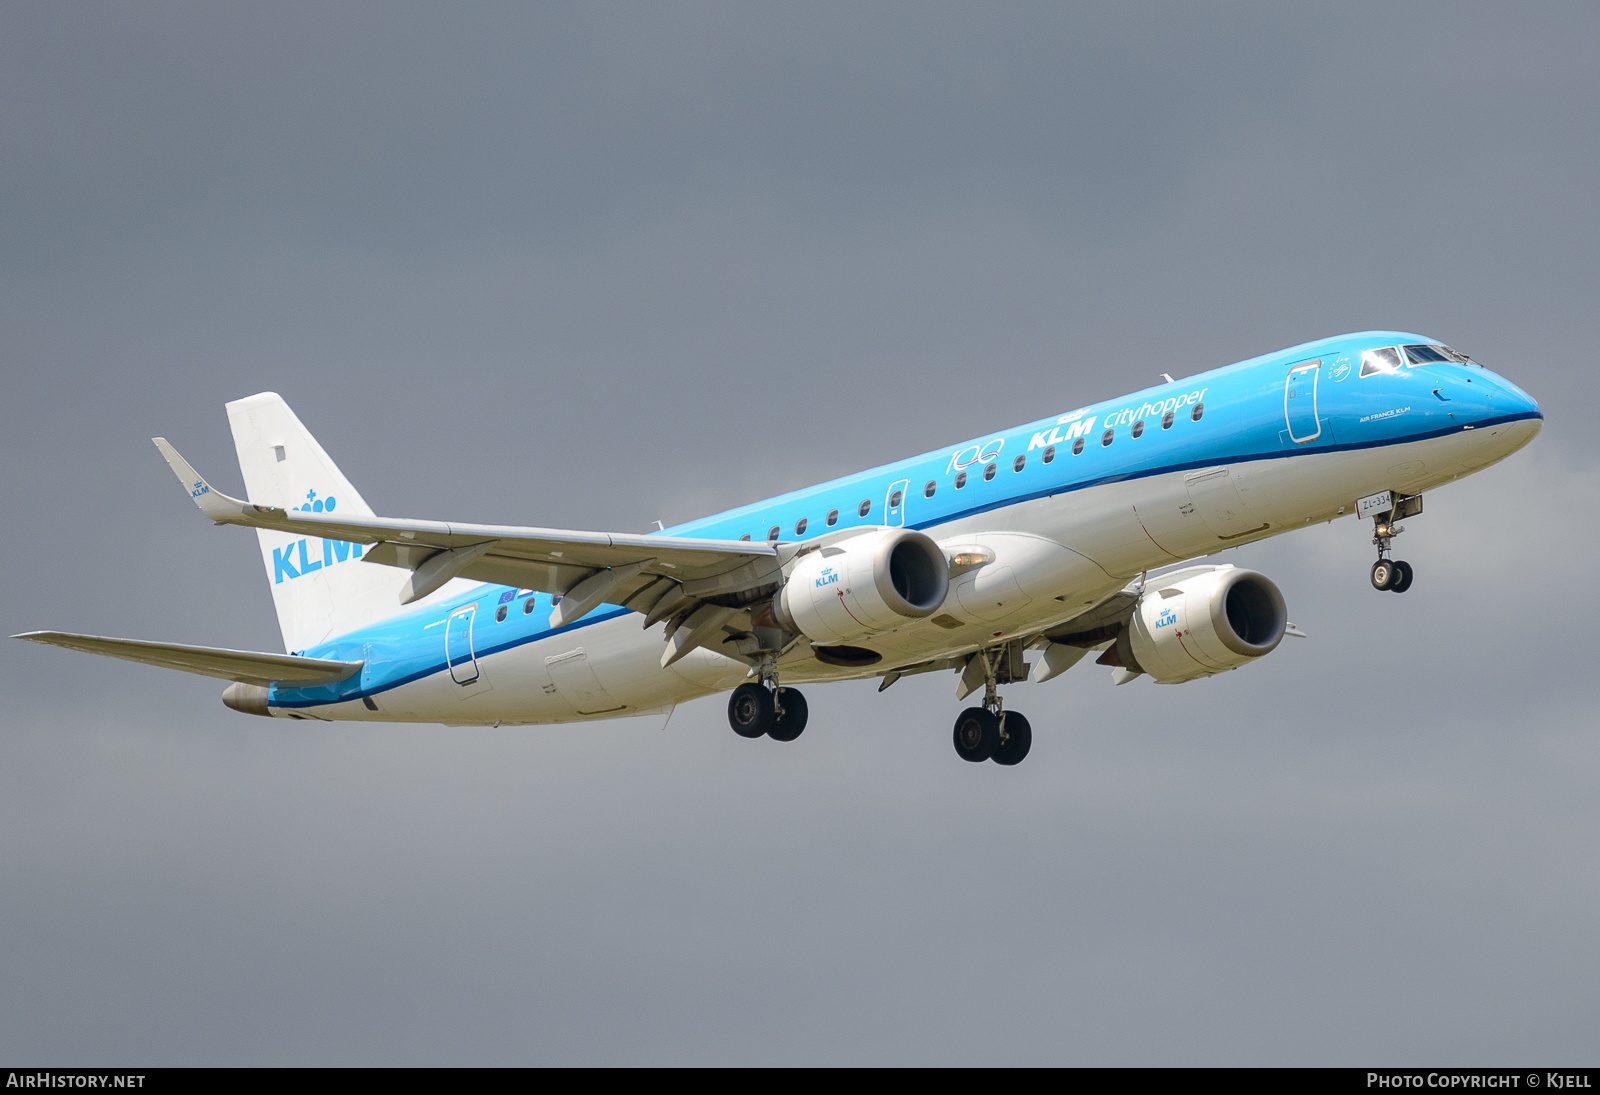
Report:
1370,558,1413,592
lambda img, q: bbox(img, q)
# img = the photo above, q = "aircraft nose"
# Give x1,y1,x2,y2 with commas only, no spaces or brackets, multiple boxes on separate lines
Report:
1483,369,1542,421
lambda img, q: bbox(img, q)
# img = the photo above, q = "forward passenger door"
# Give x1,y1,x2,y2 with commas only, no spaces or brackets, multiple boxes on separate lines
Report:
1285,361,1322,443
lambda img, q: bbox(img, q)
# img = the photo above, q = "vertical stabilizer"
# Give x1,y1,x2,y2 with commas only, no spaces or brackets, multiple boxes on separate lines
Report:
226,393,408,652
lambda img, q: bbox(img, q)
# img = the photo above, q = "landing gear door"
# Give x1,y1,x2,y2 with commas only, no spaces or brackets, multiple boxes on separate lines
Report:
885,479,910,528
1285,361,1321,444
445,604,479,684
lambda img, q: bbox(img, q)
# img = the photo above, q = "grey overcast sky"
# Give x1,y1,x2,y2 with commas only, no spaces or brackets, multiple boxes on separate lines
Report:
3,2,1598,1065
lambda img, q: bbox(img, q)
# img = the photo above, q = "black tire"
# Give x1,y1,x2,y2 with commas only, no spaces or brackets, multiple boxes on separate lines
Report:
992,711,1033,766
768,688,808,742
952,707,1000,763
728,682,774,738
1371,559,1398,591
1390,560,1414,593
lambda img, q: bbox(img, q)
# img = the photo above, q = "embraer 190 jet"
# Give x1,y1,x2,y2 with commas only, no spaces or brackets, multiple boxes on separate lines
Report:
19,332,1541,767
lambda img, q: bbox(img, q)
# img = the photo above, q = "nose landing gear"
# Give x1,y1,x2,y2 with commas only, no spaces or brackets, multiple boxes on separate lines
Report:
1370,557,1413,593
1368,494,1421,593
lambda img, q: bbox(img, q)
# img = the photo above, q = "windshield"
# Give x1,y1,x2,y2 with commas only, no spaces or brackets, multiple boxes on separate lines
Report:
1403,343,1451,365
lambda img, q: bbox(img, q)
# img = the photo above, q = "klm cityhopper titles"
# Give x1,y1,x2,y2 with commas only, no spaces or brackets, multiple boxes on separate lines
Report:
18,332,1541,766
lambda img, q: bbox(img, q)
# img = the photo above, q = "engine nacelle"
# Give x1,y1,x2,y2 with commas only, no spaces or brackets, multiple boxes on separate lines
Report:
1125,566,1288,683
775,529,950,644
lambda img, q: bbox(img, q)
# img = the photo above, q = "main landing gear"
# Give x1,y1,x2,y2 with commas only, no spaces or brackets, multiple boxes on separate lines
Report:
951,651,1032,766
727,655,808,742
1369,504,1416,593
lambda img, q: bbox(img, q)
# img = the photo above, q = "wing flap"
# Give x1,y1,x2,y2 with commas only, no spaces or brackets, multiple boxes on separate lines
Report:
14,631,363,686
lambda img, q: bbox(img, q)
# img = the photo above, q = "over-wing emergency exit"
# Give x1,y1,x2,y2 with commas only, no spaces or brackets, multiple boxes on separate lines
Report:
18,332,1542,767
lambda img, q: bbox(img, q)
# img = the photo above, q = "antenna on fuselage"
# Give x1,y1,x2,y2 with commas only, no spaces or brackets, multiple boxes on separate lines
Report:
1160,373,1175,384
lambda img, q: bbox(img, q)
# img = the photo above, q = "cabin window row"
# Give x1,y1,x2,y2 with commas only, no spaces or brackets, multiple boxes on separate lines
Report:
728,400,1207,538
739,499,877,541
489,593,542,623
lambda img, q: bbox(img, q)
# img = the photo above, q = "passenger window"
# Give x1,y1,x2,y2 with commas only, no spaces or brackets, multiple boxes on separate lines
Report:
924,480,936,498
858,500,871,517
1013,454,1026,472
954,471,967,489
1101,428,1114,447
1072,437,1085,456
1404,344,1450,365
1162,411,1174,430
524,596,536,614
495,605,508,623
1131,420,1144,439
889,489,903,508
1360,347,1402,376
826,509,838,526
794,518,807,536
983,462,997,481
768,526,780,541
1191,403,1204,422
1042,445,1055,463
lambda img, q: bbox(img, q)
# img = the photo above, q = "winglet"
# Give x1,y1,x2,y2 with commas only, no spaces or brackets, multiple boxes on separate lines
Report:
151,437,258,523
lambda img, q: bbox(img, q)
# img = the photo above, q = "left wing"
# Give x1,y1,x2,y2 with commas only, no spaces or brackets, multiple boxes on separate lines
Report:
14,631,363,686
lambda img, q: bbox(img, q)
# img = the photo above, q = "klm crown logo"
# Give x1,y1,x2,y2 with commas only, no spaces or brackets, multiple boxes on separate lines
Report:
294,488,336,513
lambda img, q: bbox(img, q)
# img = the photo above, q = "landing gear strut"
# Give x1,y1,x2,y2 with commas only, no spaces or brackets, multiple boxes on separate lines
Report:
1370,510,1414,593
727,653,808,742
951,649,1033,765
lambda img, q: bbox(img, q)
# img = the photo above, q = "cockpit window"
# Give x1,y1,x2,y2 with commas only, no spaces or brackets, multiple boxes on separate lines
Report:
1403,344,1450,365
1440,346,1481,366
1360,347,1403,377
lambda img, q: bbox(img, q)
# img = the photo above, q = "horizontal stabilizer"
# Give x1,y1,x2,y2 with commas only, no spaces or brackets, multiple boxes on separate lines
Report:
13,631,363,687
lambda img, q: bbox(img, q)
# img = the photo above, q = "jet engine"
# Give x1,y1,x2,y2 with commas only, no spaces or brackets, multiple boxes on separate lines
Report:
1123,566,1288,683
774,529,949,644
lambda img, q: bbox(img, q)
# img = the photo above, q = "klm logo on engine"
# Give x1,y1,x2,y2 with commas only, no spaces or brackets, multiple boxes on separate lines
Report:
272,487,361,583
816,566,839,589
1155,607,1178,629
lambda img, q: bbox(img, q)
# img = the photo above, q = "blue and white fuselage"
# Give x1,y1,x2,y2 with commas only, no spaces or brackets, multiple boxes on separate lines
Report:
262,331,1539,723
19,331,1542,759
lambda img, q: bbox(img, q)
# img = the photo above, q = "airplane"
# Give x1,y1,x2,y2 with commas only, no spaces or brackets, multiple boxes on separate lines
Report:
16,332,1541,767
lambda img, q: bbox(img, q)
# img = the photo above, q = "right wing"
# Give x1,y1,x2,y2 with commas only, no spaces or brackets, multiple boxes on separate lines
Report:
154,437,786,665
153,438,783,618
13,631,363,686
